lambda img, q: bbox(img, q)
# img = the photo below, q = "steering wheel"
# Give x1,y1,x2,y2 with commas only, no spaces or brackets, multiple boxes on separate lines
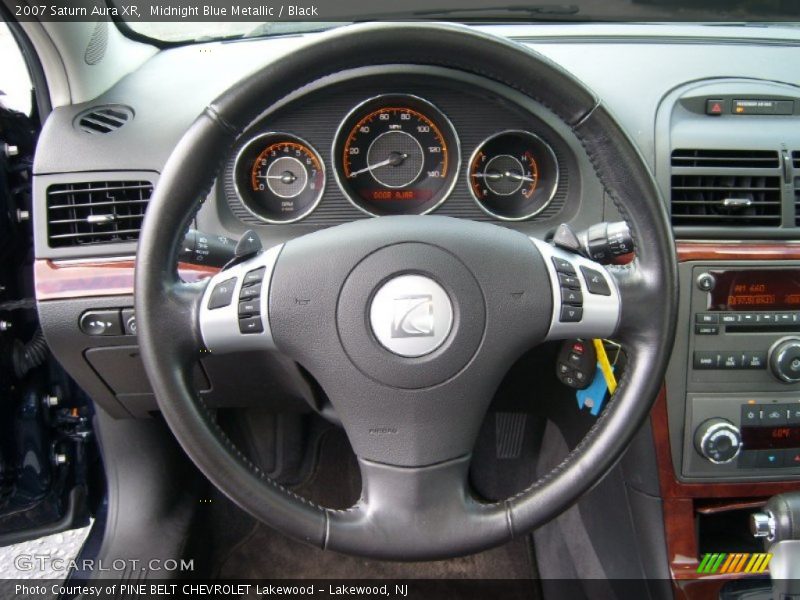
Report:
135,22,677,560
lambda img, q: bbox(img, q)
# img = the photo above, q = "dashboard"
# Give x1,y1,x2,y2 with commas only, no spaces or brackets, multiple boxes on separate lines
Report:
25,21,800,591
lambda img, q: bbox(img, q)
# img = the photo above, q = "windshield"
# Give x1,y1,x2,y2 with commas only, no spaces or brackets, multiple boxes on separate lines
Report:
119,0,800,43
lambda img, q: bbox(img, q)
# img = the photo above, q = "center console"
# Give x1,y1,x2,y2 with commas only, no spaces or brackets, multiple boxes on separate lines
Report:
671,263,800,481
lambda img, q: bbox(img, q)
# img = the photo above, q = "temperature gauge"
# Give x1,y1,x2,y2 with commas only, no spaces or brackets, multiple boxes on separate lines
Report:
468,131,558,221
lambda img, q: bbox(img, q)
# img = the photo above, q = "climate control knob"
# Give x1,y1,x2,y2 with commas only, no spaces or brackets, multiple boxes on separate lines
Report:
694,418,742,464
769,337,800,383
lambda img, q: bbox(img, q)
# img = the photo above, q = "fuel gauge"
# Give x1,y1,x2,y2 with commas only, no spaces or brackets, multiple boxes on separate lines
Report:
468,131,558,221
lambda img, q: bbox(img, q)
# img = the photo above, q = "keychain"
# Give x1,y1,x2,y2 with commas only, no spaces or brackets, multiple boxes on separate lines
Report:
576,340,620,416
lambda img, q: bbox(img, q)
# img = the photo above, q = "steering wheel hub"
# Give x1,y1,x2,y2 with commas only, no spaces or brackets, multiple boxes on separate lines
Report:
369,274,453,358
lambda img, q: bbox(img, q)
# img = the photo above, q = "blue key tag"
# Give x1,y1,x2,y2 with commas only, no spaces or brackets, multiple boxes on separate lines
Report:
576,363,614,416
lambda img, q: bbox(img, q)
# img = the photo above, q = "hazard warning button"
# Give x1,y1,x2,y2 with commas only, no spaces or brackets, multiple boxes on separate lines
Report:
705,99,725,115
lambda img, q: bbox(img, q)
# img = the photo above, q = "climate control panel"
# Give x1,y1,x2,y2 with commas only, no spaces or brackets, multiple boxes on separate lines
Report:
684,394,800,479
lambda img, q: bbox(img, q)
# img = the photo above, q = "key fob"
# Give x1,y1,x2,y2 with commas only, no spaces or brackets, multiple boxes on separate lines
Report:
556,339,596,390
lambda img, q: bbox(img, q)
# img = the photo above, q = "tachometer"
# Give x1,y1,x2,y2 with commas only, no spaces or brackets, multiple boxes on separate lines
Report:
234,133,325,224
333,95,460,216
468,131,558,221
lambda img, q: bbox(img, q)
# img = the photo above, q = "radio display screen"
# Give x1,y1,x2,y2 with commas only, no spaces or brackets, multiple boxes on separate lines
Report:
708,270,800,311
742,426,800,450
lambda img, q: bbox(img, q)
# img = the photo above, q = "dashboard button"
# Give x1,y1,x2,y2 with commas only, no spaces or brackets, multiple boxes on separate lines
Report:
720,353,740,369
742,351,767,369
552,257,576,275
238,316,264,334
721,314,738,324
706,99,725,115
238,301,260,317
242,267,266,287
694,351,719,369
79,310,122,336
121,308,137,336
208,278,237,310
740,313,757,325
738,450,758,468
782,448,800,468
741,405,762,426
695,324,719,335
756,449,783,468
696,313,719,324
561,287,583,305
787,406,800,425
580,266,611,296
558,273,581,289
763,406,788,426
239,282,262,301
560,306,582,322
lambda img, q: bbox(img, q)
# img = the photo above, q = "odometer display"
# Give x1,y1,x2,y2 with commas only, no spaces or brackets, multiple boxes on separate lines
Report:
333,95,460,216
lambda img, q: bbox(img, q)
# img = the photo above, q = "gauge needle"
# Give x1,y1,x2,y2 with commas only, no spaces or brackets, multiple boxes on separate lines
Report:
348,152,408,178
258,171,298,184
504,171,536,183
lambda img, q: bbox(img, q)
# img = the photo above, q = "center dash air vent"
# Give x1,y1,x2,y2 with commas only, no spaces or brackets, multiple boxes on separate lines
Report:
47,181,152,247
793,150,800,169
74,105,133,134
671,149,780,169
670,149,782,228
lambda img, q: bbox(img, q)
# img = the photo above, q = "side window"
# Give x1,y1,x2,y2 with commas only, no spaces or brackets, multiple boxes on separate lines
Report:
0,21,33,115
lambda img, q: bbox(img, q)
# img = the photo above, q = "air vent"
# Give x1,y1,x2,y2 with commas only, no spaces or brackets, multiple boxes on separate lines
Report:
47,181,152,247
671,149,780,169
670,149,783,228
74,105,133,134
794,152,800,226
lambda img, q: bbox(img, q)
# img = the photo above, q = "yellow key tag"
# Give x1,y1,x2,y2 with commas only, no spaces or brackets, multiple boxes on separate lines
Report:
592,339,617,395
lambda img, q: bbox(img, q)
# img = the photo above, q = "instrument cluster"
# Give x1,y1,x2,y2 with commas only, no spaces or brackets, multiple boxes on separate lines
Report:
232,93,561,224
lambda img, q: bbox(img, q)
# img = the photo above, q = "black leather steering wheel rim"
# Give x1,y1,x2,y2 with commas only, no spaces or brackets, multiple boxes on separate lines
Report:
135,22,677,560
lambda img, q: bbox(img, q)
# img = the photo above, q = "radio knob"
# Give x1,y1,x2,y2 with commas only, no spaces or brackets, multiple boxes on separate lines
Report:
769,337,800,383
694,418,742,464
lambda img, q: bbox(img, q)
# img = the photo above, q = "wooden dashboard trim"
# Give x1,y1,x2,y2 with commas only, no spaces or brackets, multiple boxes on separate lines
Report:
658,240,800,598
677,241,800,262
34,259,217,301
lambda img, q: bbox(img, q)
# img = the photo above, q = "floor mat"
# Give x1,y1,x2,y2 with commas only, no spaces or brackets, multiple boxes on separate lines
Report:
200,428,539,589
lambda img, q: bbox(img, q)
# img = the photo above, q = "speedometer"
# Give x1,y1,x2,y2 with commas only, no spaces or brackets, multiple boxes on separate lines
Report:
333,95,460,216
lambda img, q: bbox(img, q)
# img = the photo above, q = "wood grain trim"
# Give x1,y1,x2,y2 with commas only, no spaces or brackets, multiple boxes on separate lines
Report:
651,390,798,592
677,241,800,262
34,259,217,301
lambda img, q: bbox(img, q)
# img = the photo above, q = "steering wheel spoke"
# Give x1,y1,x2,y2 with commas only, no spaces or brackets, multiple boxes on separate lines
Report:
198,244,283,354
327,454,510,560
531,238,621,343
